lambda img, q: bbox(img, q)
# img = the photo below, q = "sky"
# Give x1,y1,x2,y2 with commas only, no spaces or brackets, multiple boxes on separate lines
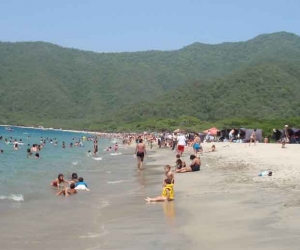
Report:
0,0,299,52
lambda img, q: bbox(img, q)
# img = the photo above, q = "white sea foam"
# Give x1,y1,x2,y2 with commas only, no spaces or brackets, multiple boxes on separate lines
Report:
0,194,24,202
107,180,124,184
79,233,101,239
93,157,102,161
110,152,122,156
98,200,110,208
72,161,78,165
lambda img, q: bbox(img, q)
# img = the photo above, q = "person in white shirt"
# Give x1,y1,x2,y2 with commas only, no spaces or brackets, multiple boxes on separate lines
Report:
177,133,186,156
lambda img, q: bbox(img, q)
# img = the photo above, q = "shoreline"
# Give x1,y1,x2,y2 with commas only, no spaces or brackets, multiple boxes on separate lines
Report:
0,124,96,135
144,142,300,249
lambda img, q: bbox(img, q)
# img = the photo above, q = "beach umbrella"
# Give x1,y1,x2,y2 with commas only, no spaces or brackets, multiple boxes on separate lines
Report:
203,127,219,136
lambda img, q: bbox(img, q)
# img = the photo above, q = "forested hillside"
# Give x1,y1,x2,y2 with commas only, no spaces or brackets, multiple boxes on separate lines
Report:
0,32,300,130
107,62,300,131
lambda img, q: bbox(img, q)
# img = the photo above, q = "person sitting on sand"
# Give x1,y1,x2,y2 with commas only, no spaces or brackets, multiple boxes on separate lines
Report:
205,145,216,153
51,174,68,188
174,154,186,170
164,165,174,184
176,155,201,173
145,179,174,202
56,183,77,196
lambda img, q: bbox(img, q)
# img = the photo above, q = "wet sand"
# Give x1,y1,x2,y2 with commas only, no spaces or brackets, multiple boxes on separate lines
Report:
146,142,300,250
2,140,299,250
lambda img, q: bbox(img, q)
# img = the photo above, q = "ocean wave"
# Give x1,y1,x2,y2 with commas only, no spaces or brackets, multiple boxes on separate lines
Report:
0,194,24,202
93,157,102,161
72,161,78,165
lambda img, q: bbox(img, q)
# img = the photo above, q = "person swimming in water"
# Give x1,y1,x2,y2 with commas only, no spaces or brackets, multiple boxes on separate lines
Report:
56,183,77,196
27,148,33,158
51,174,68,188
70,173,78,183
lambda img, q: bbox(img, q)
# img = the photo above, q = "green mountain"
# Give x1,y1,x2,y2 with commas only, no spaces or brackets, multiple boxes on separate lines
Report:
0,31,300,130
113,62,300,123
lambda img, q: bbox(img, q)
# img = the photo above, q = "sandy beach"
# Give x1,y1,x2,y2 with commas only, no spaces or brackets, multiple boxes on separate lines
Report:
145,142,300,250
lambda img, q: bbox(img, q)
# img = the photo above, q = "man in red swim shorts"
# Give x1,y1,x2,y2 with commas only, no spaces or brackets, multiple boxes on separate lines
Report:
177,133,186,156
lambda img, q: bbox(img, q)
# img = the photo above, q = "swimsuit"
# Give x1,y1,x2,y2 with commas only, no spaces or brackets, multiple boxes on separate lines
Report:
177,145,185,152
161,184,174,200
191,164,200,172
136,151,145,161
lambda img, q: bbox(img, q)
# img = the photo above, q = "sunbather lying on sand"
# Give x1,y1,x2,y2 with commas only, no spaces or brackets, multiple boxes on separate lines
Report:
176,155,201,173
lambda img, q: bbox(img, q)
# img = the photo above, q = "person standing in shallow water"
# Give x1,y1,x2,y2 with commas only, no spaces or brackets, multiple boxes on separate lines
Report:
135,139,146,170
93,137,98,155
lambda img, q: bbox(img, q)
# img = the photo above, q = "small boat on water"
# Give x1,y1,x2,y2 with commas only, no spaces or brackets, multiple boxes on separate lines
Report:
5,127,13,132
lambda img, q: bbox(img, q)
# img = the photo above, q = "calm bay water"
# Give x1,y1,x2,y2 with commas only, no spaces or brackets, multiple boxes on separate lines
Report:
0,127,189,250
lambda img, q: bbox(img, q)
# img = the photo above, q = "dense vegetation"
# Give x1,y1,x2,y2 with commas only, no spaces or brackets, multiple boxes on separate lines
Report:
0,31,300,133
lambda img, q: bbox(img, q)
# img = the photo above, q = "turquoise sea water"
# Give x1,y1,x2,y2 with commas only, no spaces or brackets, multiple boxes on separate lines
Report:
0,126,103,203
0,126,188,250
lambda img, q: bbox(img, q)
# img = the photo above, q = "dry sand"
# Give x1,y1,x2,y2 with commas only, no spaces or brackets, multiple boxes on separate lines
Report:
145,142,300,250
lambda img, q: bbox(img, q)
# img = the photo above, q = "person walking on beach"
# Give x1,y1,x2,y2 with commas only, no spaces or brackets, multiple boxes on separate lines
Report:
249,129,257,146
229,128,235,142
172,133,177,151
282,125,290,148
177,133,186,156
135,138,146,170
192,134,202,155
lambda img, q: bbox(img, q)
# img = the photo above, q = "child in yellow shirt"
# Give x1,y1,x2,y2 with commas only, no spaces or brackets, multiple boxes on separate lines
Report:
145,179,174,202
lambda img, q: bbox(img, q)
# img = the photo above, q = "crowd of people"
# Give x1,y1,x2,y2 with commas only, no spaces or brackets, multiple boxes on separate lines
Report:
128,132,217,203
0,125,296,201
51,173,89,196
